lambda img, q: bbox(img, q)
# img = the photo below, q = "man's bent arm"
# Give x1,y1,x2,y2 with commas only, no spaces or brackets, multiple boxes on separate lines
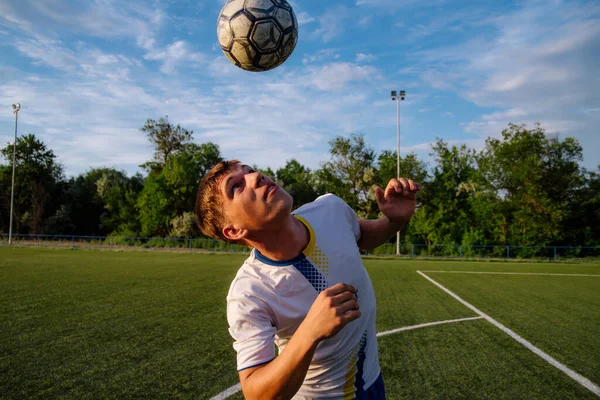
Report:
358,216,406,251
238,283,360,400
238,322,318,400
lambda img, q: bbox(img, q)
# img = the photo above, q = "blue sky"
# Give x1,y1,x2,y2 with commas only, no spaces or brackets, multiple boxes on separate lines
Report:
0,0,599,177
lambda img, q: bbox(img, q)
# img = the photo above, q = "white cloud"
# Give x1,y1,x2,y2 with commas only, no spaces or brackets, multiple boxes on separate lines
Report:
0,0,164,46
312,6,351,42
309,63,379,91
143,40,206,75
356,0,449,8
287,1,315,25
302,49,340,65
410,0,600,168
358,15,373,28
296,11,315,25
356,53,376,63
583,108,600,114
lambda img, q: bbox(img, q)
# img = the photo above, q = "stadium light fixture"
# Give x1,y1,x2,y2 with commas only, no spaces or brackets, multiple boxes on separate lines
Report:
390,90,406,255
9,103,21,245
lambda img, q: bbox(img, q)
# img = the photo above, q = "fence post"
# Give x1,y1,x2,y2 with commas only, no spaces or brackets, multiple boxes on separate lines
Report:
507,246,510,260
554,247,557,261
72,236,75,249
411,245,414,258
460,245,463,259
189,238,192,252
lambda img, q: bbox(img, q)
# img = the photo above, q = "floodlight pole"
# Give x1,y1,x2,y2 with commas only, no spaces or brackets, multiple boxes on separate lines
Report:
9,104,20,245
391,91,405,256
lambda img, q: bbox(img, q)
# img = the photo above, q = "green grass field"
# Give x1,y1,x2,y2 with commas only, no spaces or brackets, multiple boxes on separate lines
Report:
1,248,599,399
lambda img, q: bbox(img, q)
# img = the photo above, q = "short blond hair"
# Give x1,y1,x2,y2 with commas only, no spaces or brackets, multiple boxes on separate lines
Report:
195,160,242,244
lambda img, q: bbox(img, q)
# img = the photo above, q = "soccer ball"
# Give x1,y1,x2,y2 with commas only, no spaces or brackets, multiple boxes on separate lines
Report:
217,0,299,72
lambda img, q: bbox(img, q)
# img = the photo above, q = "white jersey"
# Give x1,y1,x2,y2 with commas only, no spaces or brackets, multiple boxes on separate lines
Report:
226,194,380,399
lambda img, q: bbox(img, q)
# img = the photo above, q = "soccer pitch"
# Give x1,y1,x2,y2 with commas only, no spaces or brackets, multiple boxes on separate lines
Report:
1,248,599,399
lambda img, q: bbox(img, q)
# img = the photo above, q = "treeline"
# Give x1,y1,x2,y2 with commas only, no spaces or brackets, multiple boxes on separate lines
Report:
0,119,598,248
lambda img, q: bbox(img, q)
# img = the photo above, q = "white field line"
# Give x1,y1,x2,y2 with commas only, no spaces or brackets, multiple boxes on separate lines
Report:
210,316,483,399
377,316,483,337
209,383,242,400
417,270,600,397
420,271,600,278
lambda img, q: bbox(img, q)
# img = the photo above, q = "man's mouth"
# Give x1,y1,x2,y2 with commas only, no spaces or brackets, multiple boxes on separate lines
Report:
265,184,278,199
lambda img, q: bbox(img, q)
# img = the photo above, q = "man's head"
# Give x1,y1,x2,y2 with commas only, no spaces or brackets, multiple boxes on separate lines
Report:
195,160,293,245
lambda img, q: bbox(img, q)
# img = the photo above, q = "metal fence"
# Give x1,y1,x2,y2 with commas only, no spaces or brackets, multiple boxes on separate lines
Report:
1,234,599,261
0,234,248,254
365,243,600,260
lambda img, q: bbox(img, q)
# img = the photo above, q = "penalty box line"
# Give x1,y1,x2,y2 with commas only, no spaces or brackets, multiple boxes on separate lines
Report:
417,270,600,397
376,316,483,338
209,316,483,400
420,271,600,278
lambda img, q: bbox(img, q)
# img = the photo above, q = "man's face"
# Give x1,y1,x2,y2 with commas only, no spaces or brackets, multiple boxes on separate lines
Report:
220,165,293,238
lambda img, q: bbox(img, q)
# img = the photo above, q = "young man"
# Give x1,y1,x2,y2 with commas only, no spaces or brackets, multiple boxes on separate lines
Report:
196,160,419,400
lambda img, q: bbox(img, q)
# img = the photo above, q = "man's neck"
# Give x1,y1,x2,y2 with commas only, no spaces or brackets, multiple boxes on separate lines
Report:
249,215,309,261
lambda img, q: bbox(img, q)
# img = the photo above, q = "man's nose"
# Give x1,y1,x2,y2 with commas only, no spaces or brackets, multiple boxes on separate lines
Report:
247,171,263,188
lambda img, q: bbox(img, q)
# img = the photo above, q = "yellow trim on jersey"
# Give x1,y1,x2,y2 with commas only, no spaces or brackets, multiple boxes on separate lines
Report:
343,344,359,399
294,215,315,256
294,215,330,276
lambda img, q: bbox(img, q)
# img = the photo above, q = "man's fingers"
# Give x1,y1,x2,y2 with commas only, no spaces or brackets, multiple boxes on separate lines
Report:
398,178,410,193
327,283,356,296
341,309,361,323
385,179,402,197
332,291,357,305
407,179,417,191
384,178,421,198
338,299,359,314
374,186,384,204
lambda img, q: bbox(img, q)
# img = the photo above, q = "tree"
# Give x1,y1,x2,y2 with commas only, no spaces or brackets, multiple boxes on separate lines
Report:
138,142,222,237
141,116,193,171
276,159,317,209
0,134,64,234
182,142,223,180
315,134,376,218
169,212,197,237
422,139,478,246
137,173,171,237
375,150,429,186
96,170,144,235
478,123,584,248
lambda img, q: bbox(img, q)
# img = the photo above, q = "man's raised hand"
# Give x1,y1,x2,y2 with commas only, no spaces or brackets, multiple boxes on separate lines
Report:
374,178,421,225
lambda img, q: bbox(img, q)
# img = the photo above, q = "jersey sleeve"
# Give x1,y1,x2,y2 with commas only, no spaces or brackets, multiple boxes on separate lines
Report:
227,279,277,371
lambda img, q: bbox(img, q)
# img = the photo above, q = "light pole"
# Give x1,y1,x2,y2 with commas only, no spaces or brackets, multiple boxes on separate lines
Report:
9,103,20,245
391,90,405,256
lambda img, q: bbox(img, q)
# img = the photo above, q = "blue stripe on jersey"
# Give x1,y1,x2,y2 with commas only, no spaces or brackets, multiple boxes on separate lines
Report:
355,331,368,397
292,258,328,292
362,374,386,399
254,249,305,267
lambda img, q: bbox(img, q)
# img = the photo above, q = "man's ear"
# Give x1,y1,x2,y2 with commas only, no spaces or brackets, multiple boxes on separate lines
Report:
223,224,248,242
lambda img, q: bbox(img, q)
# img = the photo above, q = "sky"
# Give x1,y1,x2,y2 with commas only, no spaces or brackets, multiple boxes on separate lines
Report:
0,0,599,177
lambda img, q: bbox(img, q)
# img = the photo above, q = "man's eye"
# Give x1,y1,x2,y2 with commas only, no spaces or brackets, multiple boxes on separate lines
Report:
233,183,242,192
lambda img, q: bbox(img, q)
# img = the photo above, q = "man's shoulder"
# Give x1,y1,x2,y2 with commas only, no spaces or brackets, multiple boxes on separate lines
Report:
227,253,281,301
228,255,262,294
295,193,347,215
